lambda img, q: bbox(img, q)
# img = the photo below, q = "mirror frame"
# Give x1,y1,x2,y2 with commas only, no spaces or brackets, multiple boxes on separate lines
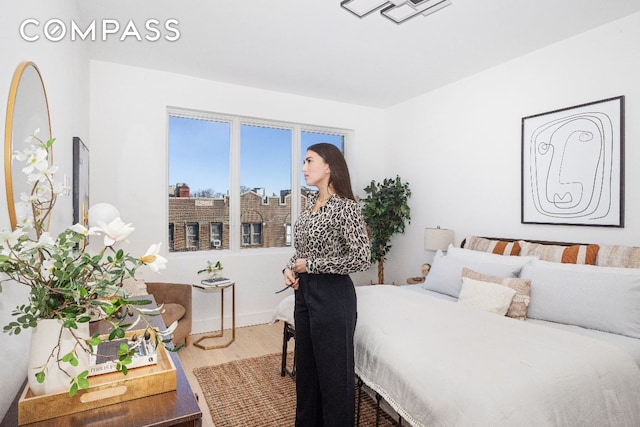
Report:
4,61,52,230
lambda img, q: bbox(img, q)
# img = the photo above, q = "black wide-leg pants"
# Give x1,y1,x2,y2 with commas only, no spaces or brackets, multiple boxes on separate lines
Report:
294,273,357,427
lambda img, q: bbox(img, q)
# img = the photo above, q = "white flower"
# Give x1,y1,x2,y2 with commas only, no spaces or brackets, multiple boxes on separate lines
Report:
53,180,69,196
19,193,39,205
97,217,135,246
69,223,100,237
0,229,23,249
140,243,168,273
21,147,49,175
16,215,33,231
23,128,40,143
13,143,38,162
40,258,55,280
22,232,55,251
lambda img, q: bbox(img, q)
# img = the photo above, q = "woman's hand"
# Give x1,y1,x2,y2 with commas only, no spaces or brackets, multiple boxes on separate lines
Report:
293,258,307,275
283,267,300,290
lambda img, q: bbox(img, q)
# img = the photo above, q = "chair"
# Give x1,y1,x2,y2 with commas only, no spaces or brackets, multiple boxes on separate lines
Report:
145,282,193,347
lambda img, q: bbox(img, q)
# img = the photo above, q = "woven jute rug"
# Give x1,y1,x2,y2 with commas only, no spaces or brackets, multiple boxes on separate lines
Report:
193,352,398,426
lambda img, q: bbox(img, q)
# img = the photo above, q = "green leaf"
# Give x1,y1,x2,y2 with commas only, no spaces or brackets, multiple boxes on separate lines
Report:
88,335,102,346
63,319,77,329
127,299,152,306
78,377,90,389
69,382,78,397
117,342,130,355
36,372,45,384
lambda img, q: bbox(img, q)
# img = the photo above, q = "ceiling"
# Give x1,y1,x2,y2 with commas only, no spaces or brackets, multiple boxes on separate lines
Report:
78,0,640,108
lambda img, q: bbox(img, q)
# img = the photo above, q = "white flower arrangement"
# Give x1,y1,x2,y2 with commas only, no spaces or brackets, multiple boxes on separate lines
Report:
0,130,174,396
197,260,223,278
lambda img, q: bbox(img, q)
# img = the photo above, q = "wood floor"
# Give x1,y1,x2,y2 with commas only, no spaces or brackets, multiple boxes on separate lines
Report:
178,322,288,427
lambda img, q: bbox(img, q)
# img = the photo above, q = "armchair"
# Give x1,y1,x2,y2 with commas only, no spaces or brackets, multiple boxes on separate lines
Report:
145,282,193,347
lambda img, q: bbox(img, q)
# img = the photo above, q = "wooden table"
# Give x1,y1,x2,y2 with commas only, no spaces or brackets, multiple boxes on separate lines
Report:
1,296,202,426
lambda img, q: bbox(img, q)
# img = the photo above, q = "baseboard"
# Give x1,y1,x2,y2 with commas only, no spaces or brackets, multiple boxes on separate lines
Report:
191,309,274,334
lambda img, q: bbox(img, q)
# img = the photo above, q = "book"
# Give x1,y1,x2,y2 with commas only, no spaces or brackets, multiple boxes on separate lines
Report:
88,334,158,377
199,277,233,287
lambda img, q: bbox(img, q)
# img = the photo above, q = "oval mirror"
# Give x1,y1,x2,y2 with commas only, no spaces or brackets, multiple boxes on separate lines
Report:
4,61,52,230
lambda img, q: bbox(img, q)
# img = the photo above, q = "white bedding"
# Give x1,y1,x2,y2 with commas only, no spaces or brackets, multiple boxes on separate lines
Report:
354,285,640,426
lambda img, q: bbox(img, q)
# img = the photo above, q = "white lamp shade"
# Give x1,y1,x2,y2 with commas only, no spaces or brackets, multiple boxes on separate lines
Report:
88,203,120,228
424,227,455,251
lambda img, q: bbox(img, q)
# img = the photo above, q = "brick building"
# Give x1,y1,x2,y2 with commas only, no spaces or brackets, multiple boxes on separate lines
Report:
168,185,310,251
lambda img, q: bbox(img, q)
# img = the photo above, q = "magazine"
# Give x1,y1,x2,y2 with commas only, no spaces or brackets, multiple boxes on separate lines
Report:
199,277,233,287
88,333,158,376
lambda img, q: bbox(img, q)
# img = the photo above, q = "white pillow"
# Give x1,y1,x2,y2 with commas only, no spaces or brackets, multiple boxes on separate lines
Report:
423,250,528,298
447,245,537,268
458,277,517,315
520,259,640,338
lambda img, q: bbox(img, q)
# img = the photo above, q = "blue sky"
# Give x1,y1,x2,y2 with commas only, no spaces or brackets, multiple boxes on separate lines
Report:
169,116,343,196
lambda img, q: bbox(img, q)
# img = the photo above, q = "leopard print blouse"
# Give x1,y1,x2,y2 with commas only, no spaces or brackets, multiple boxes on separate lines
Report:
285,192,371,275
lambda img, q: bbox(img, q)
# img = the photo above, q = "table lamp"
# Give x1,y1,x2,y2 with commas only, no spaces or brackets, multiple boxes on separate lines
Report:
88,202,120,227
424,227,455,252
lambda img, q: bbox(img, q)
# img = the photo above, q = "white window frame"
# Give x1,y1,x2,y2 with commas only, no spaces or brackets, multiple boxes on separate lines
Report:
167,106,351,253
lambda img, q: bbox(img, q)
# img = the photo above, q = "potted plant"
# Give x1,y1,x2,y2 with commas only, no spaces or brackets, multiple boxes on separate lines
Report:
0,130,173,397
197,260,223,280
362,176,411,284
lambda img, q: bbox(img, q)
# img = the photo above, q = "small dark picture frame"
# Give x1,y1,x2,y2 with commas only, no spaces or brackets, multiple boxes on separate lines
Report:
73,136,90,229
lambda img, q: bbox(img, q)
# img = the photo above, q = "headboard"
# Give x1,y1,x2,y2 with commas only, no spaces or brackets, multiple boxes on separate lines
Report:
461,237,588,248
461,236,640,268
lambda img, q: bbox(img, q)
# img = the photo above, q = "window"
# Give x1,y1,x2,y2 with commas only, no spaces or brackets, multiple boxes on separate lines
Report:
168,107,348,252
242,223,262,246
186,223,199,250
301,130,344,164
285,224,292,246
210,222,222,249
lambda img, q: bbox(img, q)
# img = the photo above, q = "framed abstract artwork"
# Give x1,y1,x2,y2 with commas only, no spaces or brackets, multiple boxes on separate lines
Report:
521,96,624,227
73,136,90,230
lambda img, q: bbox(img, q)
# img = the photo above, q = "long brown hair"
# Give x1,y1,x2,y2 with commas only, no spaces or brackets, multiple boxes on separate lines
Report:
307,143,356,201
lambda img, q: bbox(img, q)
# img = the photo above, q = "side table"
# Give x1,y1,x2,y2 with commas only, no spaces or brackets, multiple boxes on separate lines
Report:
192,280,236,350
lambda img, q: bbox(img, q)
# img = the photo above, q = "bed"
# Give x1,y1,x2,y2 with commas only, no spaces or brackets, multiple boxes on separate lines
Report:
272,236,640,426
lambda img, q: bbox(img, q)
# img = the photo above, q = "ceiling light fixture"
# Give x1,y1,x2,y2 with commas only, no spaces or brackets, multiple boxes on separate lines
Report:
340,0,451,24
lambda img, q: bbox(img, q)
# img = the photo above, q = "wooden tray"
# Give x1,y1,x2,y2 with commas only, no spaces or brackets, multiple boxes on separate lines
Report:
18,331,177,425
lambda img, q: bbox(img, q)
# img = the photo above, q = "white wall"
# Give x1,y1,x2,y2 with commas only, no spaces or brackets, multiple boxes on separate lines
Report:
382,12,640,284
0,1,90,418
2,3,639,420
88,61,386,333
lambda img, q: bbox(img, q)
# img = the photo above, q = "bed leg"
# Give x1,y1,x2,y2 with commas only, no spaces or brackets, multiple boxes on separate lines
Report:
375,392,382,427
281,322,296,378
280,322,288,376
356,377,363,426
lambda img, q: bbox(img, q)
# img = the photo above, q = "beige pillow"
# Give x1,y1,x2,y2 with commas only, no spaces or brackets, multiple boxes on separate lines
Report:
462,267,531,320
465,236,521,256
458,277,516,315
596,245,640,268
519,241,599,265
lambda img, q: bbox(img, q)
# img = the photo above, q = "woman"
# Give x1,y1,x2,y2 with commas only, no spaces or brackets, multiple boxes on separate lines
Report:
283,143,371,426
